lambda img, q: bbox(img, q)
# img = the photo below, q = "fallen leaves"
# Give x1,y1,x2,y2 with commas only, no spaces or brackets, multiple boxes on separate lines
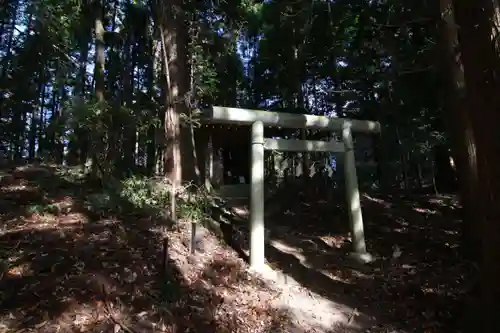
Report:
0,165,474,333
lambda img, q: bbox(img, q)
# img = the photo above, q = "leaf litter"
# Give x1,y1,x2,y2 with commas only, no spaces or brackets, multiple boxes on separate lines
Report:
0,165,475,333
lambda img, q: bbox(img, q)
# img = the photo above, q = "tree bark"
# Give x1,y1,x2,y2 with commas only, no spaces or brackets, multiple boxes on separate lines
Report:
159,0,196,186
439,0,482,258
94,2,105,104
92,0,106,177
453,0,500,330
122,25,137,172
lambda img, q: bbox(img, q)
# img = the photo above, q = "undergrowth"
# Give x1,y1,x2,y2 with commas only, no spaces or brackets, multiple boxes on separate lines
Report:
82,173,213,224
1,163,214,226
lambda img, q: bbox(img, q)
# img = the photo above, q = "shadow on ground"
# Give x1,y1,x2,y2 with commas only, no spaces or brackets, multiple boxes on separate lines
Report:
213,182,476,332
0,164,300,333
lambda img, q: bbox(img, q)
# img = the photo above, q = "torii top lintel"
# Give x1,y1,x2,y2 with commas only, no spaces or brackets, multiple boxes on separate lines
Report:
203,106,381,134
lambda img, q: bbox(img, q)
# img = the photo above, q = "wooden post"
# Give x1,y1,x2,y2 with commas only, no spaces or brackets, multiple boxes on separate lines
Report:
250,121,265,270
342,123,372,263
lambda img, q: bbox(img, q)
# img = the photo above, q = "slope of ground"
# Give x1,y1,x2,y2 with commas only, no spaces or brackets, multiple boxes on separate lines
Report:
0,164,370,333
212,183,476,332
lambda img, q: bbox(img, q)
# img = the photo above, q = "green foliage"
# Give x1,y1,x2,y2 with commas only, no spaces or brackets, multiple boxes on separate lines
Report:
180,108,203,128
84,192,117,216
81,174,212,223
26,203,60,215
0,0,449,190
118,175,170,210
177,184,212,222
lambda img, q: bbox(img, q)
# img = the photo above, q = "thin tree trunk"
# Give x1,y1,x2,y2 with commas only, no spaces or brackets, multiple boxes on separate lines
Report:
146,41,157,175
37,89,46,158
395,125,409,191
415,157,423,190
28,80,43,161
94,4,105,104
72,24,90,166
0,0,18,113
122,26,136,172
56,83,66,163
92,0,106,178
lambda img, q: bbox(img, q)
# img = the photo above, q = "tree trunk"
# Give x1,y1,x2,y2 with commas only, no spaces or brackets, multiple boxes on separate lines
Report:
0,0,18,122
395,125,409,191
28,80,43,161
94,4,105,104
121,26,137,173
70,23,91,166
439,0,482,259
37,90,46,158
412,152,423,191
92,0,106,178
159,0,196,185
453,0,500,330
56,83,66,164
146,40,157,175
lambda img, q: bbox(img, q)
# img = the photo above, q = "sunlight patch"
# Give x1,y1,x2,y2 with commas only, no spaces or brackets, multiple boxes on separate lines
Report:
318,235,348,249
413,207,437,215
363,194,392,209
6,262,33,278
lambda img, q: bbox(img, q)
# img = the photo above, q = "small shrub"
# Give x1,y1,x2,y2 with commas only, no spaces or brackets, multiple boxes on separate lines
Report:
27,203,60,215
84,192,117,215
81,174,214,223
118,175,170,209
117,177,213,222
176,183,212,222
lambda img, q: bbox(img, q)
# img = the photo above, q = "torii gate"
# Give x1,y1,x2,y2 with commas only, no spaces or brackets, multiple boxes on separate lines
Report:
203,106,381,271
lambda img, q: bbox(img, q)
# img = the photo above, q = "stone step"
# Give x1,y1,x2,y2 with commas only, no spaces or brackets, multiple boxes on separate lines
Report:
216,184,250,200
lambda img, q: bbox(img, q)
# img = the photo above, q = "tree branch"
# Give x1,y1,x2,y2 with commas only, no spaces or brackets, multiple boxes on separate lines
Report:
12,25,79,67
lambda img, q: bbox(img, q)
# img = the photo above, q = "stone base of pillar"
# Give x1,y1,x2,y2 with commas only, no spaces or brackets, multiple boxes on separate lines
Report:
348,251,376,265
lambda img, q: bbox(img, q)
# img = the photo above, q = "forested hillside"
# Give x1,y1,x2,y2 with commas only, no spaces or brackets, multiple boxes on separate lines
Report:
1,0,444,184
2,0,500,332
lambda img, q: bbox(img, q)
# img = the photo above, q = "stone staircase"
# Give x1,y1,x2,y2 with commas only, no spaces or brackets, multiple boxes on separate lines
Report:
212,184,250,223
215,184,250,203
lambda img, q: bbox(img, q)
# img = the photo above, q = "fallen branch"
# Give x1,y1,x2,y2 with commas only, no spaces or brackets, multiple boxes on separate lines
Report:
101,285,137,333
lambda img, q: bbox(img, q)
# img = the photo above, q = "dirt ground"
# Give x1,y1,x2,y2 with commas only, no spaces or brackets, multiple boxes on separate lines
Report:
212,183,476,332
0,165,474,332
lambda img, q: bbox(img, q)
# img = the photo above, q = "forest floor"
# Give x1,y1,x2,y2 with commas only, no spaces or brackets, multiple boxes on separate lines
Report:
0,164,475,333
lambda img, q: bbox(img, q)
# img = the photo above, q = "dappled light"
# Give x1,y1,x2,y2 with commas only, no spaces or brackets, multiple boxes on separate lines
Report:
211,177,473,332
3,0,499,329
0,163,474,332
1,165,345,333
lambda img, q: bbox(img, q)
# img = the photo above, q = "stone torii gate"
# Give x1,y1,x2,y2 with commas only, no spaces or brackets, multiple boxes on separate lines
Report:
203,106,381,271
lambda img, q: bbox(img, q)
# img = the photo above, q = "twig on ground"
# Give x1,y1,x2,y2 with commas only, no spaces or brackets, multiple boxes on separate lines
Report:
101,285,136,333
346,308,359,326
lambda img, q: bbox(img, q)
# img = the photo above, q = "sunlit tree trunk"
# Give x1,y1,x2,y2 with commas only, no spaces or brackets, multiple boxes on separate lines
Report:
94,4,105,103
159,0,196,185
92,0,106,177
